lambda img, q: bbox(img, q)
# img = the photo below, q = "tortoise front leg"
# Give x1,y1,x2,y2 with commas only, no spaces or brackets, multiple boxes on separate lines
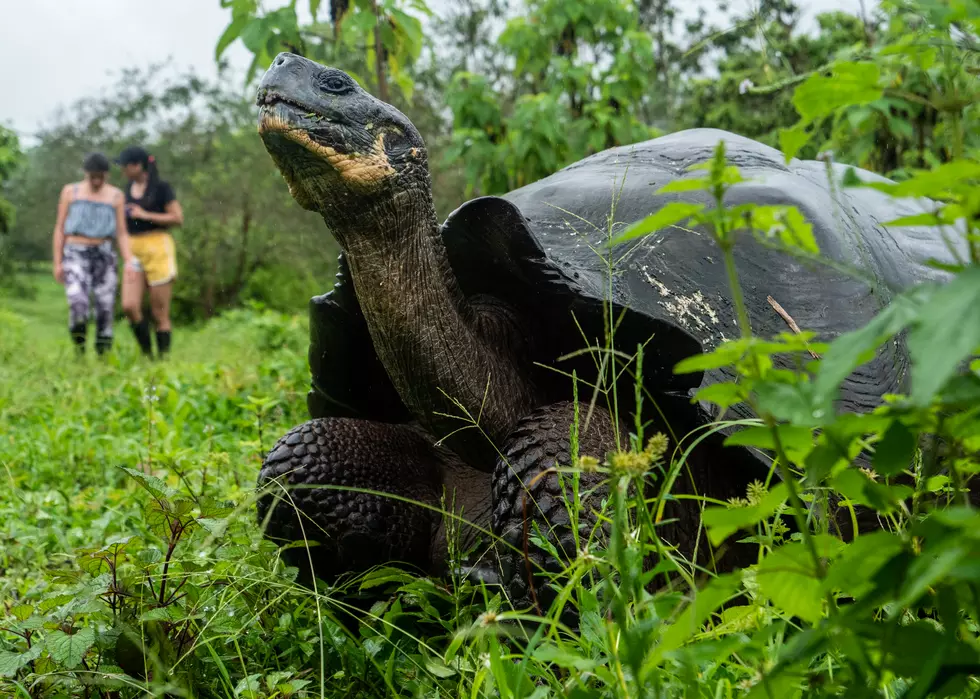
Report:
256,417,455,584
491,401,625,619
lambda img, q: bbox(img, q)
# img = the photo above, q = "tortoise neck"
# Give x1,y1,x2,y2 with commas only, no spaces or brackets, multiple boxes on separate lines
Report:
335,188,535,465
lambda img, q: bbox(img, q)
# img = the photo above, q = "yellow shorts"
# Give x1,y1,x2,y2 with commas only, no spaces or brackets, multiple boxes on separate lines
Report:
129,232,177,287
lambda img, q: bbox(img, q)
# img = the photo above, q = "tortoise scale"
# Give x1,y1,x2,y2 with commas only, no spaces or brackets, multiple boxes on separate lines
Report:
252,52,965,615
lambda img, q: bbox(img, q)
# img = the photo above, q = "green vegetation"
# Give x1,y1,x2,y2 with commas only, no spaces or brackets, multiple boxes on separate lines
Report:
2,0,980,696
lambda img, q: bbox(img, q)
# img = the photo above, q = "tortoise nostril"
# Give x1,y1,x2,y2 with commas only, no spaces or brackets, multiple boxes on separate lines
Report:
276,55,287,66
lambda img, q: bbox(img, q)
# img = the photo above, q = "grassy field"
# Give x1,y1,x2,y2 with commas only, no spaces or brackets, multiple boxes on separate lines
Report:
4,270,980,699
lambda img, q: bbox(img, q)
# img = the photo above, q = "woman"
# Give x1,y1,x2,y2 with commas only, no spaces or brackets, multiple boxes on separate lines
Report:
116,145,184,358
52,152,137,355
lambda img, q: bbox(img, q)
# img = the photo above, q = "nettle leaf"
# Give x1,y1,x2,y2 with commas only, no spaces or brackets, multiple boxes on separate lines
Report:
792,61,883,122
693,381,748,411
701,483,789,547
873,420,917,476
823,531,905,598
832,469,914,516
780,121,812,162
608,202,704,246
756,538,844,624
0,644,42,678
120,466,178,501
45,627,96,669
907,265,980,406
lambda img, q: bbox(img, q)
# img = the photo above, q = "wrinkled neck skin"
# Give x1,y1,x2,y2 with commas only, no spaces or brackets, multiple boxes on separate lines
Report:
323,184,539,468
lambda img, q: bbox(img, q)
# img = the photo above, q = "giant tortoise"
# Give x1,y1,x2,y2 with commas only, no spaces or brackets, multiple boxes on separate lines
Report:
252,52,962,614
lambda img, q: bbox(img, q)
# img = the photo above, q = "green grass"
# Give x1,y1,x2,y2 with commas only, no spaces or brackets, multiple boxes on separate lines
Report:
3,268,980,699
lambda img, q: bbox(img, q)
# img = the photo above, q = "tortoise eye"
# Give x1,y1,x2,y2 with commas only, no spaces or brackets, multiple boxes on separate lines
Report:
319,75,349,94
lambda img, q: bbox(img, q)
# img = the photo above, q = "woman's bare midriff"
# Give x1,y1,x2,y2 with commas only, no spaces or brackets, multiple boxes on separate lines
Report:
65,235,109,246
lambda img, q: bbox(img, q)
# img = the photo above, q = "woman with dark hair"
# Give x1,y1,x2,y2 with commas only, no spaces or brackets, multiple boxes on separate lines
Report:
116,145,184,358
52,152,137,355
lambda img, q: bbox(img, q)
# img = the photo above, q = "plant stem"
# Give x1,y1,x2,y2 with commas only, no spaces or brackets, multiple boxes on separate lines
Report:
719,241,827,579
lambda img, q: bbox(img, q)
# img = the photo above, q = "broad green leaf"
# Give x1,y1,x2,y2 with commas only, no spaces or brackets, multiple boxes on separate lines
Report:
693,381,747,411
45,627,96,669
894,541,971,611
756,541,840,624
0,645,42,678
240,17,270,53
424,656,458,678
779,122,811,163
608,202,704,246
872,420,917,476
120,466,178,501
823,531,905,598
701,483,789,547
907,265,980,406
216,14,249,60
792,61,883,121
832,469,914,515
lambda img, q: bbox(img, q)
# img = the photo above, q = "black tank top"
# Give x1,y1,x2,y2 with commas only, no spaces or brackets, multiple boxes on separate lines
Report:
125,179,176,234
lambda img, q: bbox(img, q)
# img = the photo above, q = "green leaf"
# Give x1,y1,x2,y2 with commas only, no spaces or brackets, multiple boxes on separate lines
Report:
872,421,917,476
812,287,930,407
0,645,42,678
608,202,704,246
532,644,599,672
907,265,980,406
779,122,811,163
120,466,178,501
358,566,417,591
701,483,789,547
216,14,249,60
652,573,740,663
693,381,747,411
832,469,914,515
240,17,270,53
656,177,710,194
45,627,96,669
823,531,905,598
792,61,883,121
756,541,841,624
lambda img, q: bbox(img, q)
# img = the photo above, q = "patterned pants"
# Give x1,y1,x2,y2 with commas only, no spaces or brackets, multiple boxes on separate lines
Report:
63,241,117,354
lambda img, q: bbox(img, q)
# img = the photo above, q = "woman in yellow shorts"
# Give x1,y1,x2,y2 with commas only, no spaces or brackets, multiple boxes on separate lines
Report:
116,145,183,358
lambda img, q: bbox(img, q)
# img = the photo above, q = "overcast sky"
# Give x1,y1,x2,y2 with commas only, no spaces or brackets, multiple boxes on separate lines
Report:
0,0,875,145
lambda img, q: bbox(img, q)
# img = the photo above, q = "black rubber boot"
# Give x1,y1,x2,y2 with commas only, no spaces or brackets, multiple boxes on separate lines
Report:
70,323,87,355
129,318,153,356
95,336,112,356
155,330,172,358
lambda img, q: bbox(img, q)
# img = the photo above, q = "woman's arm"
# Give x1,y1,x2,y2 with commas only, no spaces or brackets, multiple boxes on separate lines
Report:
52,185,70,284
113,190,137,276
127,198,184,228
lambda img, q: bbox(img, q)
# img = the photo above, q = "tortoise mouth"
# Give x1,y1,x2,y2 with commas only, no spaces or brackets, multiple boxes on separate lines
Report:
256,89,346,142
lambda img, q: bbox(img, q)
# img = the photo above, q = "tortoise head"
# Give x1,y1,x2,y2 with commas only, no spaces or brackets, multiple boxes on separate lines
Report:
256,53,429,226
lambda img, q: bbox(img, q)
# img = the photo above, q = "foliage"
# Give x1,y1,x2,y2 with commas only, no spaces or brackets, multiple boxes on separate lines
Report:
0,124,24,283
215,0,431,102
780,0,980,177
4,64,337,322
3,0,980,696
444,0,663,195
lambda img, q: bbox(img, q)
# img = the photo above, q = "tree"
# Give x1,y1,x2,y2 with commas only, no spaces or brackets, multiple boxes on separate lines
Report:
5,64,337,320
445,0,663,196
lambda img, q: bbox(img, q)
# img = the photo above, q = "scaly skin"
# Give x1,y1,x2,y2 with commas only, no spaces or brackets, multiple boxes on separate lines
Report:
254,52,548,591
252,54,755,619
